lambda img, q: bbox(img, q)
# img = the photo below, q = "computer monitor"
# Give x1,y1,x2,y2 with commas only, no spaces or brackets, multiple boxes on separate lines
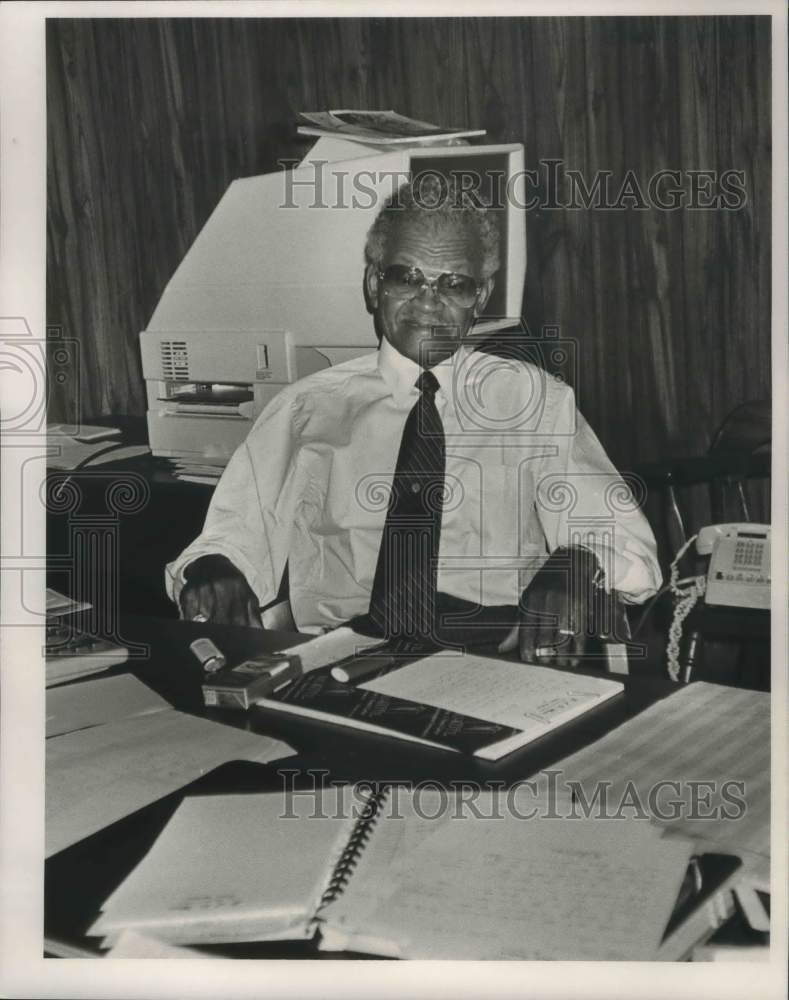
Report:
146,137,527,358
141,138,527,461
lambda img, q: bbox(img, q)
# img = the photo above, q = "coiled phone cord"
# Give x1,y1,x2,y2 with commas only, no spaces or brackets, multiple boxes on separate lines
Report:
666,534,706,683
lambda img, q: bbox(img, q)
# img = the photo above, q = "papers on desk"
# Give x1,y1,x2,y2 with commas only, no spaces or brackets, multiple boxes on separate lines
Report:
45,587,91,616
107,929,212,958
48,422,121,442
553,681,770,880
362,651,624,751
46,708,295,857
46,674,170,738
256,649,624,759
88,787,694,959
47,440,145,470
47,424,150,469
80,444,151,466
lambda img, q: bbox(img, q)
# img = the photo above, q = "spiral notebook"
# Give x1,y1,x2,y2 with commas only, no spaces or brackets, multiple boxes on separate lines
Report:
89,786,382,946
89,785,696,959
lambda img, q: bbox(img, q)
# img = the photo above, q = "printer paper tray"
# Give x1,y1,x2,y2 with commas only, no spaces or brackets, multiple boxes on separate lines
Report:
162,406,247,420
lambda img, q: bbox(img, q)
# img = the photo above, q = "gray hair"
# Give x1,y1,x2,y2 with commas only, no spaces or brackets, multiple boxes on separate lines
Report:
364,173,501,280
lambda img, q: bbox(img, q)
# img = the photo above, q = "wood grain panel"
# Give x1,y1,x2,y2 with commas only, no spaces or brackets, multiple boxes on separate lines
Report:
46,16,772,541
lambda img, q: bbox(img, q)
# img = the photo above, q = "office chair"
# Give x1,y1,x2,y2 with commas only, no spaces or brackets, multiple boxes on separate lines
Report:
638,400,770,563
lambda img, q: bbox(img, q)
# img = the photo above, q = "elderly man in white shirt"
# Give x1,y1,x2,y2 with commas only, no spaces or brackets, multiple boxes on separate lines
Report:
168,177,661,666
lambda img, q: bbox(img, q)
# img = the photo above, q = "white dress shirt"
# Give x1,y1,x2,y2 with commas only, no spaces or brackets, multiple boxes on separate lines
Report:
166,339,662,631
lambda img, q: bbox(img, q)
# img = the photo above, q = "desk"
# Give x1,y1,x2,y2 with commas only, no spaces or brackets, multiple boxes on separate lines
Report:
43,616,749,959
53,614,678,783
682,604,770,689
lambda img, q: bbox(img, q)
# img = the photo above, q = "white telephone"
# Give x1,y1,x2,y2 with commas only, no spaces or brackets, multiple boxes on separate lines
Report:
697,523,771,610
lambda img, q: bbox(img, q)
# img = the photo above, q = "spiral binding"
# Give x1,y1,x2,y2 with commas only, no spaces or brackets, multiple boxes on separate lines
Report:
315,785,390,912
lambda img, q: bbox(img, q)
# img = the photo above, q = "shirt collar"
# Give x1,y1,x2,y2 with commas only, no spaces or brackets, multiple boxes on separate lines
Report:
377,336,472,404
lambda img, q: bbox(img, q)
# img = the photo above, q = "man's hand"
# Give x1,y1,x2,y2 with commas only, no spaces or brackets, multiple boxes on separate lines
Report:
179,554,263,628
498,546,615,667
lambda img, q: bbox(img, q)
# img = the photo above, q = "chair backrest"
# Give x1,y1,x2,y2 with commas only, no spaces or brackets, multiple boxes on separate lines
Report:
709,400,771,456
634,399,771,567
707,400,771,526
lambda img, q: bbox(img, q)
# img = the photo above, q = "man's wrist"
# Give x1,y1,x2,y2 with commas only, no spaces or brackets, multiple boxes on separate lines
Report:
183,553,242,583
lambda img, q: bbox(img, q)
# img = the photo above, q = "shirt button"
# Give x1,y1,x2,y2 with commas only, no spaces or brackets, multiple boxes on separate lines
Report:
411,483,420,493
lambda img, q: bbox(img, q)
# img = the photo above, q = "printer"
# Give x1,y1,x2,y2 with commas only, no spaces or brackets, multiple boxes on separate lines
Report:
140,327,346,464
141,137,527,466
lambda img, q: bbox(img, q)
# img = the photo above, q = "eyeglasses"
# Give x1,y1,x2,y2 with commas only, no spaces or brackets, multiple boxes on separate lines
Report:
378,265,481,308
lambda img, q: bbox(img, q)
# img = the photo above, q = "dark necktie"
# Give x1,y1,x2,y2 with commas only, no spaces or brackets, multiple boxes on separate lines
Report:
366,369,446,640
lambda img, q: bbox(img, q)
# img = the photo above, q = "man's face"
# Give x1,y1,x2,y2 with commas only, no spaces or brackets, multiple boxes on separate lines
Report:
366,221,494,367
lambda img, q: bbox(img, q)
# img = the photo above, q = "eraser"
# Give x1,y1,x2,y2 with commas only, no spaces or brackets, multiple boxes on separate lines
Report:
189,637,226,673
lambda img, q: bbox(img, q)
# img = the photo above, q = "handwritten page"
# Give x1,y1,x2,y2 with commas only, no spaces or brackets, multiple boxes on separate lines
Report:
552,681,770,879
46,673,170,738
90,788,363,945
321,789,691,960
319,786,566,950
384,820,690,960
45,710,294,857
316,787,458,945
362,652,622,734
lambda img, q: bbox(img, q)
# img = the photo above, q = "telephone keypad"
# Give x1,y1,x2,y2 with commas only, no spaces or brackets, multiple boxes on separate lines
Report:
733,541,765,569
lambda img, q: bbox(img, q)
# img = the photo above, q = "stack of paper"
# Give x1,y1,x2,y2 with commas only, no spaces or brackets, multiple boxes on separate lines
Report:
46,703,294,857
552,681,770,879
171,462,225,486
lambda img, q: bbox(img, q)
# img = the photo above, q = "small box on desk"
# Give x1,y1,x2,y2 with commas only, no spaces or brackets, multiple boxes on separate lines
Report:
202,653,302,710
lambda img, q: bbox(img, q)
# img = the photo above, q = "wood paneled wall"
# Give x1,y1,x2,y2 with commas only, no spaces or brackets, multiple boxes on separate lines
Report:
47,17,771,521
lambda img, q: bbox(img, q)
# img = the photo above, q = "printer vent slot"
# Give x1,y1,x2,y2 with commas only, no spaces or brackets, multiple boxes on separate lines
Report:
160,340,190,381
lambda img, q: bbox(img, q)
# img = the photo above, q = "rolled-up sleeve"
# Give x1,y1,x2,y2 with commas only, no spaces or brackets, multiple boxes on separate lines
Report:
165,391,300,611
534,386,662,604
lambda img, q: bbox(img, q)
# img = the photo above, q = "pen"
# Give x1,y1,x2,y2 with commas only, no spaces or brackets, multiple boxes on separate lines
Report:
331,654,395,684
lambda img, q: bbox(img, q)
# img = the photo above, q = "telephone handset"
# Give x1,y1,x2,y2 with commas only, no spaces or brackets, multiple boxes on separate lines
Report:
697,523,770,610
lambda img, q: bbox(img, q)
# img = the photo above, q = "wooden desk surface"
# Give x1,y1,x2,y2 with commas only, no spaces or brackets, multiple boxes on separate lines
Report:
45,614,678,956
